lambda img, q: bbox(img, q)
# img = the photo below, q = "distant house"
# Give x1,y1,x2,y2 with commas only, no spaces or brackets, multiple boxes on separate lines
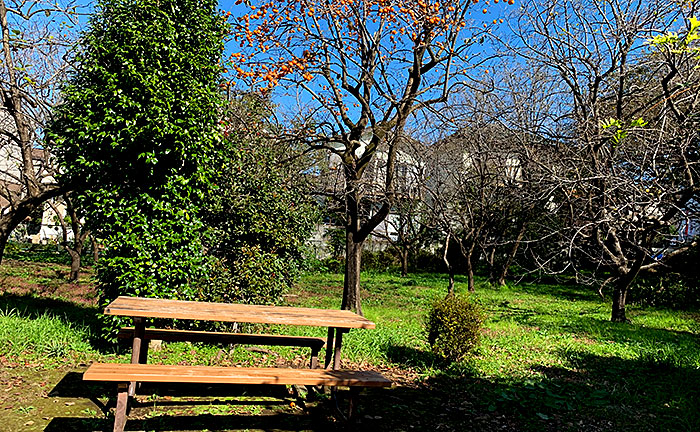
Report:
309,131,425,257
0,133,68,244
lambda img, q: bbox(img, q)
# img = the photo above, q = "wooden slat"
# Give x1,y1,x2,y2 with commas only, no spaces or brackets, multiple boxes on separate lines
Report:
83,363,392,387
104,297,375,329
117,327,326,348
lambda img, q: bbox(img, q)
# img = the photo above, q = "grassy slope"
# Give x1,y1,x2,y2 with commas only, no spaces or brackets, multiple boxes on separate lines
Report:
0,261,699,431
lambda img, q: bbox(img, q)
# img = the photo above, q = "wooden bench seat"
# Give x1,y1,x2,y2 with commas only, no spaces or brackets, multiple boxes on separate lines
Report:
84,362,391,387
84,363,391,432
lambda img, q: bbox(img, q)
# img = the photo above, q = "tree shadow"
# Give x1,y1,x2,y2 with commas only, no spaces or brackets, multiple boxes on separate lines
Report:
45,370,350,431
486,280,601,303
384,344,442,369
44,412,337,432
48,371,113,416
43,351,700,432
356,350,700,431
506,307,700,355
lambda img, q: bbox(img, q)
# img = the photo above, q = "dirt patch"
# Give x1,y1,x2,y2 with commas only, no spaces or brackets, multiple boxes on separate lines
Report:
0,367,103,432
0,260,97,306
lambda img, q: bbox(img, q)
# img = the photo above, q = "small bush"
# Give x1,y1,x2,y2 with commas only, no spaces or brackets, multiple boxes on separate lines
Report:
629,274,700,308
426,295,485,362
319,257,344,273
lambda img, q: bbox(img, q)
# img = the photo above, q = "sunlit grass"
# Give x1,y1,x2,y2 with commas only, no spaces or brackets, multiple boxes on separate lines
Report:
2,267,699,429
0,307,95,361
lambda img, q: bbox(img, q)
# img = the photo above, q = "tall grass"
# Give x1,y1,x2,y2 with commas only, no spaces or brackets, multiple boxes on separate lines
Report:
0,307,94,360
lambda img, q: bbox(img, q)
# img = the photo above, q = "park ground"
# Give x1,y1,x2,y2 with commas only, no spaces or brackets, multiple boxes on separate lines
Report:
0,259,699,431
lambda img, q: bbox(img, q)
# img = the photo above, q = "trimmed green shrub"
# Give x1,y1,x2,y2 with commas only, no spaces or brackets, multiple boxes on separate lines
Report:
201,246,293,305
426,295,485,362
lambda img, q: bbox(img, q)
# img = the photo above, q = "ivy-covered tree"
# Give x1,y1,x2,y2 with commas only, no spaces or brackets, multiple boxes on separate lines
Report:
49,0,226,320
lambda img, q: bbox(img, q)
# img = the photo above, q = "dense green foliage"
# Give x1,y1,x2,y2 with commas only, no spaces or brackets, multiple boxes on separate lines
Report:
200,96,316,305
48,0,227,328
426,294,485,362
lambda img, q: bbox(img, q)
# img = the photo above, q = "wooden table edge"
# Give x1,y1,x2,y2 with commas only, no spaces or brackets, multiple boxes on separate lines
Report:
103,297,376,329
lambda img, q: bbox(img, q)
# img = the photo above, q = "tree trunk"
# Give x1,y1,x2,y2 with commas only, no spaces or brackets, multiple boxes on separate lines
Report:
341,171,364,315
486,244,497,282
447,265,455,296
68,249,81,281
90,235,99,263
400,248,409,277
49,196,87,282
465,241,476,292
610,251,645,322
342,231,363,315
0,229,7,265
443,234,455,295
496,222,527,286
611,280,629,322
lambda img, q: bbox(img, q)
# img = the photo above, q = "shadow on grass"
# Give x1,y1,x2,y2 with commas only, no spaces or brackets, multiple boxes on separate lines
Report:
44,350,700,432
483,280,601,303
48,371,114,416
385,344,443,370
365,350,700,431
45,371,353,432
505,307,700,356
44,412,335,432
0,292,115,352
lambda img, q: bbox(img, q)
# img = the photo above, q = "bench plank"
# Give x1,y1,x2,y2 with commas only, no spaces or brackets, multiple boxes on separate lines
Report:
104,296,375,329
83,363,392,387
118,327,326,349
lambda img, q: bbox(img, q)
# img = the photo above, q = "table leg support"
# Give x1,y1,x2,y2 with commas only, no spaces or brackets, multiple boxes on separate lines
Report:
114,383,129,432
324,327,335,369
347,387,360,420
333,329,346,370
128,317,145,397
310,346,320,369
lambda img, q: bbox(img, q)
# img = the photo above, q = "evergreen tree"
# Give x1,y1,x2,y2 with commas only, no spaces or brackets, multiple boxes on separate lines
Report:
49,0,227,330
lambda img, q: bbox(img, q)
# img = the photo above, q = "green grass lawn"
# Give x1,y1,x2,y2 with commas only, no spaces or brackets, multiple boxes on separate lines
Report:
0,260,699,431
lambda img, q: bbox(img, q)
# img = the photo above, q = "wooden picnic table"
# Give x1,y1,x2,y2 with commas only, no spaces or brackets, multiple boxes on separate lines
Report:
105,296,374,375
88,296,388,432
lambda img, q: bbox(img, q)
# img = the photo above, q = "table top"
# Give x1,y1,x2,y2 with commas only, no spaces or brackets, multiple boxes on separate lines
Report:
104,296,376,329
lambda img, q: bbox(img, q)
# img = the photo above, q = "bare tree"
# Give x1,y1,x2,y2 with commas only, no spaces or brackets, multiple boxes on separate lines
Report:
229,0,515,313
421,63,556,292
370,137,436,276
47,193,89,281
426,122,528,292
503,0,700,321
0,0,81,262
